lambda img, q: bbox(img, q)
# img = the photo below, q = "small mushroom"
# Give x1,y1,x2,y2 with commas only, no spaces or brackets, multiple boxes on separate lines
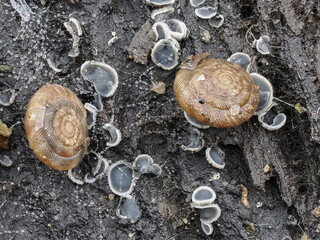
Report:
84,152,109,183
163,19,189,41
67,168,85,185
205,147,225,169
250,73,273,115
80,61,119,97
152,22,172,41
256,35,270,55
197,204,221,223
227,52,251,72
258,112,287,131
145,0,175,7
0,155,12,167
190,0,206,8
195,6,217,19
184,111,210,129
133,154,162,176
103,123,122,147
181,127,204,152
151,6,174,21
191,186,216,206
201,221,213,235
93,92,103,112
84,103,98,130
108,161,135,197
151,38,180,70
208,14,224,28
117,197,142,222
0,89,16,106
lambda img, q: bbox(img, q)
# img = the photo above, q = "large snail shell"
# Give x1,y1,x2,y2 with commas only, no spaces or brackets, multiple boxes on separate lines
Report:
25,84,90,170
174,54,259,128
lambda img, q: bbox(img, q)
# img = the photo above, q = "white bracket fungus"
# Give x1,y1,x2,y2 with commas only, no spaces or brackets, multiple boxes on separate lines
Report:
256,35,271,55
250,73,274,115
208,14,224,28
0,89,16,106
0,155,12,167
184,111,210,129
164,19,189,41
190,0,206,8
80,61,119,97
205,147,225,169
227,52,252,72
181,127,204,152
103,123,122,147
258,112,287,131
108,161,135,197
201,221,213,235
116,197,142,223
152,22,172,41
151,38,180,70
151,6,174,21
195,6,217,19
145,0,175,7
191,186,216,206
133,154,162,176
64,18,82,58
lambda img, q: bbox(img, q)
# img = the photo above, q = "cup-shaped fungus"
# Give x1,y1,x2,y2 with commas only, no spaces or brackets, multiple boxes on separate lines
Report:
152,22,172,41
195,6,217,19
201,221,214,235
103,123,122,147
163,19,189,41
250,73,273,115
84,152,109,183
151,38,180,70
0,155,12,167
108,161,135,197
198,204,222,223
151,6,174,21
227,52,251,72
205,147,225,169
117,197,142,222
184,111,210,129
190,0,206,8
181,127,205,152
208,14,224,28
256,35,271,55
192,186,216,206
145,0,175,7
174,53,259,128
133,154,162,176
0,89,16,106
258,112,287,131
84,103,98,130
80,61,119,97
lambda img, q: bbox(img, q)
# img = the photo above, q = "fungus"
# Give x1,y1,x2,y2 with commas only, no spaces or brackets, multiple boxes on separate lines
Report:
205,147,225,169
256,35,270,55
208,14,224,28
181,127,204,152
258,112,287,131
282,236,292,240
151,6,174,21
67,169,84,185
163,19,189,41
47,58,62,73
152,22,171,41
201,221,213,235
198,204,221,223
0,89,16,106
108,161,135,197
0,155,12,167
151,38,180,70
84,103,98,130
184,111,210,129
68,18,82,36
117,197,142,222
250,73,273,115
227,52,251,72
80,61,119,97
195,6,217,19
191,186,216,206
103,123,122,147
190,0,206,8
64,18,82,57
93,92,103,112
133,154,162,176
145,0,175,7
84,152,109,183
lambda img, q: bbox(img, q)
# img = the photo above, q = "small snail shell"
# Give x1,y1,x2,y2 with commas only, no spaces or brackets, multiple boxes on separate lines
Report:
174,53,259,128
25,84,90,170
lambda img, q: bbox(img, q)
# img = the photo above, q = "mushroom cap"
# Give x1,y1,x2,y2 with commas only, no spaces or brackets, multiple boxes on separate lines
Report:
174,54,259,128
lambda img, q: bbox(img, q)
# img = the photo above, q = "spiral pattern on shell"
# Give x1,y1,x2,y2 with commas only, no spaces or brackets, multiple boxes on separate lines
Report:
25,84,90,170
174,54,259,127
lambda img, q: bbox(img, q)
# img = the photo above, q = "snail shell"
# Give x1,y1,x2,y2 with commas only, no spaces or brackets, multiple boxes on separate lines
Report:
174,53,259,127
25,84,90,170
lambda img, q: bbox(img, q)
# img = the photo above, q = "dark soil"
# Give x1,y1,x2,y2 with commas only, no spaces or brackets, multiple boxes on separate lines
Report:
0,0,320,239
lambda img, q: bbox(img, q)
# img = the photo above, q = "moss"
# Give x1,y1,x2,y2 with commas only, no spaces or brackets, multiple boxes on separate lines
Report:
0,64,13,73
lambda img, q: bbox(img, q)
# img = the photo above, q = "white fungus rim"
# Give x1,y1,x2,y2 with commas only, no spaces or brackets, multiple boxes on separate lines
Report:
198,204,221,223
258,112,287,131
184,111,210,129
103,123,122,147
192,186,216,205
200,221,213,235
205,147,225,169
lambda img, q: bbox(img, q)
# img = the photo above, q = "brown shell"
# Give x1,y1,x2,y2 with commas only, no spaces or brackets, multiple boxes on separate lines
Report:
25,84,90,170
174,54,259,128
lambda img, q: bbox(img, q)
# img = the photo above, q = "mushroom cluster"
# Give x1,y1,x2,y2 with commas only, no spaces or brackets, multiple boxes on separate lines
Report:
191,186,221,235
